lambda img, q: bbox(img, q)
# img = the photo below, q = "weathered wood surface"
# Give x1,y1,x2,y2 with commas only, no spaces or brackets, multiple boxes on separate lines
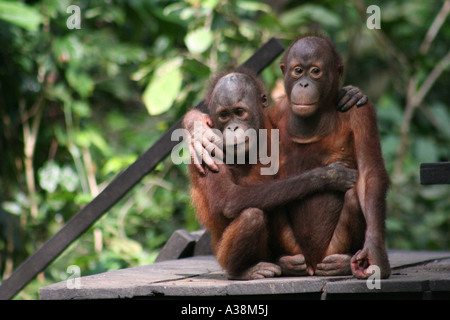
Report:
40,250,450,300
420,162,450,185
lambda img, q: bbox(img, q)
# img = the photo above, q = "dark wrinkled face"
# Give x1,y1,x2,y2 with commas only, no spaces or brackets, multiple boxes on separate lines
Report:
210,73,266,155
281,37,342,117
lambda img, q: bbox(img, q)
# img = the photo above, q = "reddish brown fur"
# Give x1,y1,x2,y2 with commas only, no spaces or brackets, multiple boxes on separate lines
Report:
188,127,275,277
269,35,390,278
186,67,361,279
187,69,279,277
271,105,369,267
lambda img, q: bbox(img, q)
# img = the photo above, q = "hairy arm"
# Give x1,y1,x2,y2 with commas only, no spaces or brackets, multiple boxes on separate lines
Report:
206,163,357,219
182,109,223,174
350,104,391,278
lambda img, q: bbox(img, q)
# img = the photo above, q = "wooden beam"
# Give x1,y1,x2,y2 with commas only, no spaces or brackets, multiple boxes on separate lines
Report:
420,162,450,185
0,38,285,300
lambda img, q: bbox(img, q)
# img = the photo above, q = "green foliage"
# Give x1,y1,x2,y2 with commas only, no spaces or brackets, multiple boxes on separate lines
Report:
0,0,448,299
0,1,43,31
143,57,183,115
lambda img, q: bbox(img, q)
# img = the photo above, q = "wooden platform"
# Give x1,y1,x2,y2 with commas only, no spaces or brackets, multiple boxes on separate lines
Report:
40,250,450,300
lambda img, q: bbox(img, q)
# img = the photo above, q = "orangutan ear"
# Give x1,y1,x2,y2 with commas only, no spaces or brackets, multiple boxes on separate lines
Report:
337,64,344,77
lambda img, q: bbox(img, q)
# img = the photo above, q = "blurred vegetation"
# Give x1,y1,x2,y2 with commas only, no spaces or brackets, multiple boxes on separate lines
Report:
0,0,448,299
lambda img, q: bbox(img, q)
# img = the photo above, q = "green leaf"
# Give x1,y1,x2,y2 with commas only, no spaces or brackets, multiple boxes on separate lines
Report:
381,134,399,161
52,35,84,67
280,4,341,28
75,128,112,156
71,100,91,118
429,102,450,138
414,137,438,164
184,28,213,55
237,1,271,13
104,43,147,65
182,58,210,77
386,218,403,232
0,1,42,31
202,0,220,9
59,166,79,192
420,185,449,201
74,193,93,206
2,202,22,216
102,154,138,175
46,83,72,104
38,161,61,193
142,58,183,115
66,68,95,99
376,94,404,124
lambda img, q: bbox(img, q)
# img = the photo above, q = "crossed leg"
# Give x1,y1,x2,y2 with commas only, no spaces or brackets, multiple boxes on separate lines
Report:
315,188,365,276
216,208,281,280
216,189,364,279
271,211,311,276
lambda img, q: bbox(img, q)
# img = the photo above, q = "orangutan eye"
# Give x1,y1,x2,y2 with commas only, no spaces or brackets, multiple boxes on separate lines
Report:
311,67,321,76
234,108,246,117
294,67,303,75
219,111,229,119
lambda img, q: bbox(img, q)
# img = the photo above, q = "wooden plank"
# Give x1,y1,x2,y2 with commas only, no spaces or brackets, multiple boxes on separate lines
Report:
242,37,285,74
154,229,198,263
39,250,450,300
420,162,450,185
0,38,285,300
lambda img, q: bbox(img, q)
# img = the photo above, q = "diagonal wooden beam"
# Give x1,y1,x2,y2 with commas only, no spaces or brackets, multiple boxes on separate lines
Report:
0,37,285,300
